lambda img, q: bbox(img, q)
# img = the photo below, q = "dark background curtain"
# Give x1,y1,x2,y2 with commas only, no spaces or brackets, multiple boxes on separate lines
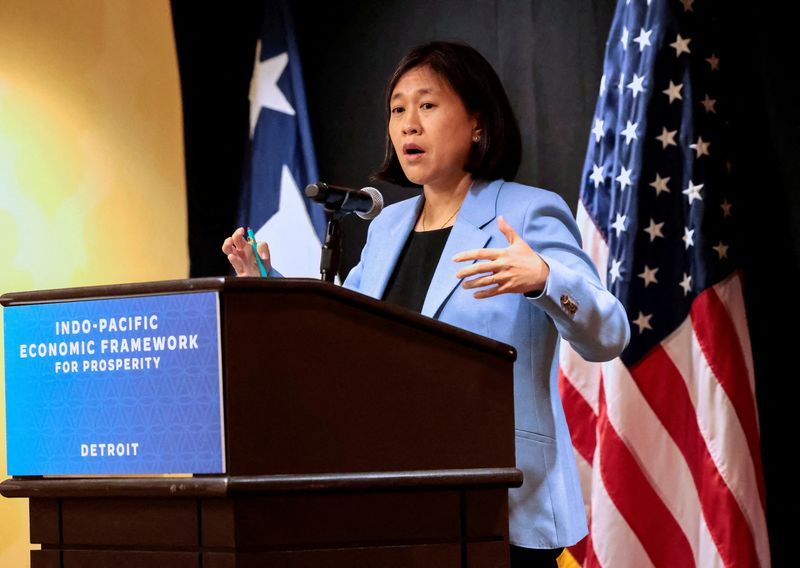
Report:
171,0,796,562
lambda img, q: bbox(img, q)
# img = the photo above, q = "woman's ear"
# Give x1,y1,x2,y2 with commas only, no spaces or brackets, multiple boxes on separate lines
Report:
472,124,483,143
472,114,483,137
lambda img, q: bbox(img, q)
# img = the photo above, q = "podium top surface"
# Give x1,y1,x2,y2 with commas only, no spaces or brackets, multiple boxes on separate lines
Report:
1,277,515,361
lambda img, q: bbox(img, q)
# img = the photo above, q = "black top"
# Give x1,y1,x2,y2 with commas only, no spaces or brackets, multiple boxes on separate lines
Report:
382,227,453,313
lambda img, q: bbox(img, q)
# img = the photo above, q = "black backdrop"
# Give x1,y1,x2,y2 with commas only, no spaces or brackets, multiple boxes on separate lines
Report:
171,1,796,562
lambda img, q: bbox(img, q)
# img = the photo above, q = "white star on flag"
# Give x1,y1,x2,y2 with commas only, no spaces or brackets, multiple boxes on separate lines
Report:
713,241,730,259
633,28,653,51
638,265,659,287
690,136,711,158
616,166,633,191
682,226,695,249
592,118,606,142
627,74,646,98
683,180,704,204
670,34,691,56
249,41,296,137
721,199,733,217
663,81,683,103
632,311,653,333
649,173,671,195
621,26,630,50
611,213,627,235
656,127,678,148
609,258,624,283
679,272,693,296
621,120,639,144
643,218,665,241
706,53,721,71
590,164,605,188
255,166,323,278
701,94,717,113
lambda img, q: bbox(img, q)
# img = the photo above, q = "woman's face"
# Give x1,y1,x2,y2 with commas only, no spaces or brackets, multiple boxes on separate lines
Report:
388,66,479,190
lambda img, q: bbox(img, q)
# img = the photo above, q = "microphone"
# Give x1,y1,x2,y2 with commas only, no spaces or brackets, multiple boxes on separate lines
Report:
305,182,384,220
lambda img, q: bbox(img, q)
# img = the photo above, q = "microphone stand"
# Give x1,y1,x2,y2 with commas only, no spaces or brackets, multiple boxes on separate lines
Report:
306,181,382,283
319,212,344,283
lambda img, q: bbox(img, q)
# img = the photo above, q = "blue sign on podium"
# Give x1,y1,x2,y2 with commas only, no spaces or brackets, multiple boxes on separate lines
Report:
2,291,225,476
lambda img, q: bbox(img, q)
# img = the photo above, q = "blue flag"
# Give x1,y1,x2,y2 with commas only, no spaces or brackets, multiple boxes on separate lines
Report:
239,0,327,277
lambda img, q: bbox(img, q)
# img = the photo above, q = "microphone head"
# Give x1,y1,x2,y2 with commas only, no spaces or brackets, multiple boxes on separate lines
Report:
356,186,384,220
304,183,325,200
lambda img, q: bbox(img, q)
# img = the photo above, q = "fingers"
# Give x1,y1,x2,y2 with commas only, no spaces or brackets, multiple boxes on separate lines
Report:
453,217,542,299
472,286,502,299
221,237,234,255
227,253,247,276
456,259,502,280
232,227,249,251
497,215,518,244
454,218,524,263
463,272,506,299
461,273,499,290
223,227,268,277
256,241,270,261
452,247,505,262
222,228,247,254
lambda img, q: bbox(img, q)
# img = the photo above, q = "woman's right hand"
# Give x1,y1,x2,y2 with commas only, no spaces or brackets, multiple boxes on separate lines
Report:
221,227,272,277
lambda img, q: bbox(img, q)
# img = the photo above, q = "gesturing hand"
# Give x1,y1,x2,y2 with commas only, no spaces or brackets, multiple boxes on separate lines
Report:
453,215,550,299
221,227,272,277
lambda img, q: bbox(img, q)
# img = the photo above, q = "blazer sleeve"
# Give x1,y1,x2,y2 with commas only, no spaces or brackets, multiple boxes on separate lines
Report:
341,218,377,293
522,193,630,362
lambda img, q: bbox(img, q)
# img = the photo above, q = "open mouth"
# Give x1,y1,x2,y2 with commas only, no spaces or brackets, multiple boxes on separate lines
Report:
403,143,425,157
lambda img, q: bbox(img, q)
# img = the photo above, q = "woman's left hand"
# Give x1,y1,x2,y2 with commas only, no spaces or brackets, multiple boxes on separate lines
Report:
453,215,550,299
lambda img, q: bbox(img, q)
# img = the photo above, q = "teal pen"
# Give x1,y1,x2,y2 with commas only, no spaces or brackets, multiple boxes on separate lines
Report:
246,227,269,277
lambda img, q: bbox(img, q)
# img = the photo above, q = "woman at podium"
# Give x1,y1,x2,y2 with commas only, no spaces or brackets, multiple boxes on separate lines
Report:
223,41,629,567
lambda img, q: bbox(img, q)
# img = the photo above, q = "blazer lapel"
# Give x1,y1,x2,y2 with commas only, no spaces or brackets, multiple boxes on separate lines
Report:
420,179,502,318
361,195,422,299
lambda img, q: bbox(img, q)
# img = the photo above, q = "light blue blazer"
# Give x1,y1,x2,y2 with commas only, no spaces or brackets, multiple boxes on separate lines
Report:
342,178,630,548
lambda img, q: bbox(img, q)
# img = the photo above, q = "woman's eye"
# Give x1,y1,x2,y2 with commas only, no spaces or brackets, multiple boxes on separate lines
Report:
391,106,404,114
421,103,435,110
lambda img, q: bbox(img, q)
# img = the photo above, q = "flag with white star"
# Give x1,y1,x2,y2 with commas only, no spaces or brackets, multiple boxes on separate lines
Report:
238,0,327,277
558,0,770,566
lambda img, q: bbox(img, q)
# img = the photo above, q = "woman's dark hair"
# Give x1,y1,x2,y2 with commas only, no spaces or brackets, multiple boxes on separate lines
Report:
375,41,522,186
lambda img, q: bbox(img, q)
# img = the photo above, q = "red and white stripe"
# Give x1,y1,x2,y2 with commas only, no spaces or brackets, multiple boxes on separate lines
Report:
558,200,770,567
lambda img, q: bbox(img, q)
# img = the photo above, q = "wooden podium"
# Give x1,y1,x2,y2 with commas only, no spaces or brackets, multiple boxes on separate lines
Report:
1,278,521,567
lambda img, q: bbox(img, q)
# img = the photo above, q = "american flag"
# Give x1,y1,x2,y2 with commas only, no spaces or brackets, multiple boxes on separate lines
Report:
559,0,771,566
239,0,327,277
